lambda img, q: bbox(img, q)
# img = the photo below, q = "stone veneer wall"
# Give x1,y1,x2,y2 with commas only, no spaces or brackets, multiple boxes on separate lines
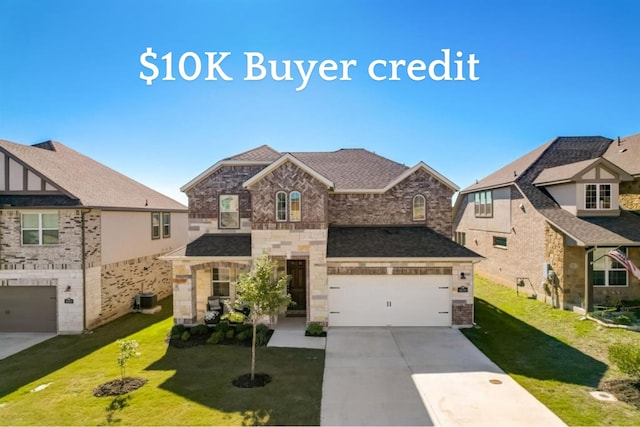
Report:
249,161,328,230
620,179,640,210
328,169,454,237
91,253,173,328
252,229,328,324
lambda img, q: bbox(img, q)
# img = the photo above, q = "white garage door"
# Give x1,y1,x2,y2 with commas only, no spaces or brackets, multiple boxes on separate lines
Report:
328,275,451,327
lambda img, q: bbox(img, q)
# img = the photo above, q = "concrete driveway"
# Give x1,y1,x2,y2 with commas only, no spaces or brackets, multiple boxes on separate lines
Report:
0,333,56,360
321,327,566,426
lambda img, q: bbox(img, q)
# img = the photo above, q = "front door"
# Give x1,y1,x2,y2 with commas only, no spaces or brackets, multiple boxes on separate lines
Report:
286,260,307,311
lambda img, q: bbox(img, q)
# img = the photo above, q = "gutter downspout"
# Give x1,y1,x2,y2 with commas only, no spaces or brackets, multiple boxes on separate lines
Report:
80,208,91,332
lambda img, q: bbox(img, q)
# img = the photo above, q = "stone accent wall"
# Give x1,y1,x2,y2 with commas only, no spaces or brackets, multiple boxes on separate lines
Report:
328,169,454,237
456,186,548,298
172,261,196,324
620,179,640,210
92,253,173,328
253,229,328,324
249,161,328,230
544,222,566,308
186,165,265,220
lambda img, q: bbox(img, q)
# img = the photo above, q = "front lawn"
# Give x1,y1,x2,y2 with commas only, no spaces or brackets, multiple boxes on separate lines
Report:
462,276,640,426
0,297,324,426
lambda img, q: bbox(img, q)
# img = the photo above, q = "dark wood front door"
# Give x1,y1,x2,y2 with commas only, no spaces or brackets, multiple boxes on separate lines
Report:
287,260,307,311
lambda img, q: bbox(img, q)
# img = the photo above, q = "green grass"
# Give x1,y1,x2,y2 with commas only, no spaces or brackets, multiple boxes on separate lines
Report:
0,297,324,426
462,276,640,426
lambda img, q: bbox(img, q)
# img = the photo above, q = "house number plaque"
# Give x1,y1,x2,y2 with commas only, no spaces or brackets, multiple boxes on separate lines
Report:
64,298,74,304
457,286,469,293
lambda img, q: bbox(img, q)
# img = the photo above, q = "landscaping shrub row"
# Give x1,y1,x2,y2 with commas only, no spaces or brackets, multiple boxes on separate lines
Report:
169,322,273,348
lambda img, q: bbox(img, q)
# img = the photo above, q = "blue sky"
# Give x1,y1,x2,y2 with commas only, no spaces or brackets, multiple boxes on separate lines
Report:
1,0,638,204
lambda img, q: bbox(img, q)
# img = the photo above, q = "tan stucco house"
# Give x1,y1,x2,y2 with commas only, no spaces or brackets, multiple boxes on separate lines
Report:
453,134,640,311
164,145,482,328
0,139,188,333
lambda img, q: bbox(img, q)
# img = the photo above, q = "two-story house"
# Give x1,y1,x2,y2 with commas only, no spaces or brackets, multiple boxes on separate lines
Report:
0,139,188,333
453,134,640,312
163,145,481,327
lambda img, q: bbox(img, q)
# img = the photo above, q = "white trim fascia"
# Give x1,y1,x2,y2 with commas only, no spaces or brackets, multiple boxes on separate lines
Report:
180,160,272,193
242,153,335,189
159,254,253,262
326,257,484,263
459,182,513,195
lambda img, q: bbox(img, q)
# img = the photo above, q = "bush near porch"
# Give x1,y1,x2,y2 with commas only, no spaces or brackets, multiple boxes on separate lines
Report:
463,276,640,426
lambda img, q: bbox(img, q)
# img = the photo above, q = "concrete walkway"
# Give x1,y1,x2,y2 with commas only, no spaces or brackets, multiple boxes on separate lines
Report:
0,333,56,360
321,327,566,427
267,316,326,349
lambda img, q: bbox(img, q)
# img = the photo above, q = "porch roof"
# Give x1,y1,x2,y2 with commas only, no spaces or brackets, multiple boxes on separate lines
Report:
327,226,482,259
185,233,252,257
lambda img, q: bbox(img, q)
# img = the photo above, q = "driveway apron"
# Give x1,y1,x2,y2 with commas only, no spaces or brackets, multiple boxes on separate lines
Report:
0,333,56,360
321,327,566,427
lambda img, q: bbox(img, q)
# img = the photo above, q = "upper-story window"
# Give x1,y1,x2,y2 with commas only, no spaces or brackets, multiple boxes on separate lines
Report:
276,191,287,222
474,190,493,217
22,212,59,245
585,184,611,210
151,212,161,239
290,191,301,222
162,212,171,238
413,195,426,221
219,194,240,229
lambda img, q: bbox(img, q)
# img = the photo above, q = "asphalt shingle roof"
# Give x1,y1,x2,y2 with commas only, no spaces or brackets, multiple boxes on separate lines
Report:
327,226,482,258
225,145,281,162
185,234,252,257
0,139,186,211
604,133,640,176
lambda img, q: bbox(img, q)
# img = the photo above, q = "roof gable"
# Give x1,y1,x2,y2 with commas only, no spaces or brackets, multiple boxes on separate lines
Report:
224,144,281,162
0,139,186,211
242,153,334,189
533,157,633,187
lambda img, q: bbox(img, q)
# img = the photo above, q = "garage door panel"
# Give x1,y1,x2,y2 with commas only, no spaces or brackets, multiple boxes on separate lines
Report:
0,287,57,332
328,275,451,327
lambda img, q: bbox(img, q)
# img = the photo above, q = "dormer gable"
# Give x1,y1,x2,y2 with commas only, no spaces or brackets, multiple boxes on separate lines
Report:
0,149,65,194
533,157,633,217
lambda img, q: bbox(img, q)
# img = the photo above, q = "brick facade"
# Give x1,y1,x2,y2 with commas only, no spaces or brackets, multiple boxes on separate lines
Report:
328,169,453,237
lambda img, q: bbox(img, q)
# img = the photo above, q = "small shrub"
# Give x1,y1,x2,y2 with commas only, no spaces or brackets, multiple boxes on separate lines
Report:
609,342,640,379
236,331,250,342
225,311,245,324
236,323,252,335
306,322,324,336
190,324,209,336
171,324,186,336
207,331,224,345
180,331,191,342
255,324,271,347
614,315,632,326
225,329,235,340
216,321,231,333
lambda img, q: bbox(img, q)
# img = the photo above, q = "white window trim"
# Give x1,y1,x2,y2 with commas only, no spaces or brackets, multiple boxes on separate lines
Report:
492,235,507,249
151,212,161,240
474,190,493,218
276,191,288,222
413,194,426,221
584,183,612,210
162,212,171,238
212,267,232,297
593,247,628,287
289,191,301,222
21,211,59,246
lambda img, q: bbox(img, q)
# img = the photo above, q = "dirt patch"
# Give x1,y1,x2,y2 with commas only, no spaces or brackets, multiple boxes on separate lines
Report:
232,373,272,388
93,377,148,397
601,379,640,409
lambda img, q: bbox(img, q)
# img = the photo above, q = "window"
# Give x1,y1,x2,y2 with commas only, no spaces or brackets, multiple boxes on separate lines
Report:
162,212,171,238
212,267,231,297
219,194,239,229
593,247,627,286
413,195,426,221
585,184,611,210
454,231,466,246
493,236,507,248
290,191,301,222
276,192,287,221
474,190,493,217
151,212,161,239
22,212,59,245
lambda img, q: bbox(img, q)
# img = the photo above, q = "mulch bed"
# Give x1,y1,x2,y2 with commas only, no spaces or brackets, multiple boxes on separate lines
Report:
601,379,640,409
93,377,148,397
232,373,272,388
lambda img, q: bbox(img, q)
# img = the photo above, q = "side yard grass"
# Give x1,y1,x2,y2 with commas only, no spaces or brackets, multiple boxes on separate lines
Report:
462,276,640,426
0,297,324,426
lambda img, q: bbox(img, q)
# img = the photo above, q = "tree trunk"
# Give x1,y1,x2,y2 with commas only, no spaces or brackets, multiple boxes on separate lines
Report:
251,320,257,381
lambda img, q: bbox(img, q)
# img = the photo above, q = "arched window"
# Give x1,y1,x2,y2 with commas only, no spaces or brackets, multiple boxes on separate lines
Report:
289,191,301,222
413,194,426,221
276,191,287,221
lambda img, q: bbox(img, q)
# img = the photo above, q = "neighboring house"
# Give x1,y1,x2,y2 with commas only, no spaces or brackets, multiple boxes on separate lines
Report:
453,134,640,311
163,145,481,328
0,139,188,333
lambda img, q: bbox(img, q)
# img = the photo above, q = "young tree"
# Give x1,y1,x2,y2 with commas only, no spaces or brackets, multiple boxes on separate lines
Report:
117,339,140,381
234,252,291,381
